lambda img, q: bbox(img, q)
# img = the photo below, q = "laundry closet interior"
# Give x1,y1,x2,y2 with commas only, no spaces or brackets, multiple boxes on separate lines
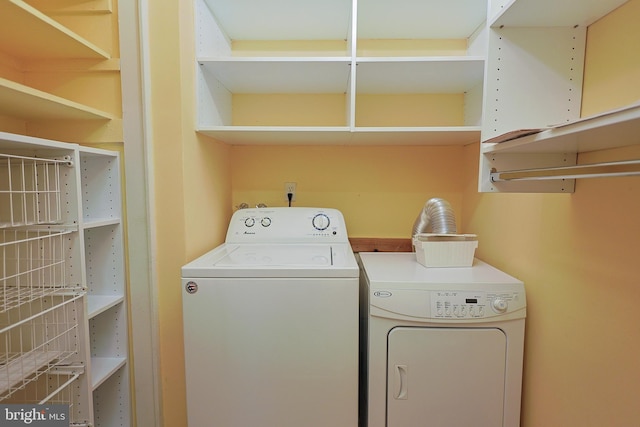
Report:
0,0,639,426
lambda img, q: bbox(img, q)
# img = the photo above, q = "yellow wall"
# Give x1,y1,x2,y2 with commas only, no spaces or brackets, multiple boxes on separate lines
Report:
151,1,640,426
231,145,466,237
462,1,640,426
581,0,640,116
148,0,232,425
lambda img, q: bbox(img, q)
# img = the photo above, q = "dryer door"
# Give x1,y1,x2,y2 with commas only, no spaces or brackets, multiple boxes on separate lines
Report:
387,327,507,427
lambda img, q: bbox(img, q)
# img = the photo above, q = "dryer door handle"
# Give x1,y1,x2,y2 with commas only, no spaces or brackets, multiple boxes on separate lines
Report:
394,364,408,400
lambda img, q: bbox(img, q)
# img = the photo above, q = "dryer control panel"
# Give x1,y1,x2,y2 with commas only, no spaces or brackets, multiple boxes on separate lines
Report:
370,288,526,323
431,290,522,319
360,253,527,323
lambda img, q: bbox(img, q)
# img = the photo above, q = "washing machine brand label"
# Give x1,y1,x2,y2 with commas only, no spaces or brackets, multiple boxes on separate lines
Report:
185,281,198,294
374,291,392,298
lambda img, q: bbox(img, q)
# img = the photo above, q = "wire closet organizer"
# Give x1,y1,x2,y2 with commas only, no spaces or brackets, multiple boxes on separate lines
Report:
0,152,86,424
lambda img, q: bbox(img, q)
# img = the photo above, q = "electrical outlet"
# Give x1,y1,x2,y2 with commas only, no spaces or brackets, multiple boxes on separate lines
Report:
285,182,297,202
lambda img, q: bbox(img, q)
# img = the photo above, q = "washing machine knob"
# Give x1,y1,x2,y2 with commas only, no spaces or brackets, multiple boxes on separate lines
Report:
244,217,255,227
492,299,508,313
312,213,330,230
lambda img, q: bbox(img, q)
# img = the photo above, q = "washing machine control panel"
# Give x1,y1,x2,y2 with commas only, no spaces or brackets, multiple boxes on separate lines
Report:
226,207,349,243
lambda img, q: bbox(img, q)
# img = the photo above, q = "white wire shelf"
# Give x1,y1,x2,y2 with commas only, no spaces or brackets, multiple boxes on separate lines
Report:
2,365,87,425
0,294,83,400
1,229,79,313
0,153,72,228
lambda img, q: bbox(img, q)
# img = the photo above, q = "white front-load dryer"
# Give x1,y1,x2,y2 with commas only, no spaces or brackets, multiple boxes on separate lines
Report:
358,253,526,427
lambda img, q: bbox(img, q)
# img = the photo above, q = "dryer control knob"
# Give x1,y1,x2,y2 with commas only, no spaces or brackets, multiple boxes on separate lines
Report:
312,213,330,231
492,299,508,313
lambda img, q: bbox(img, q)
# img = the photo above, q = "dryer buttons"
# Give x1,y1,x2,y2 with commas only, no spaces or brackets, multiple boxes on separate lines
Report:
432,291,487,319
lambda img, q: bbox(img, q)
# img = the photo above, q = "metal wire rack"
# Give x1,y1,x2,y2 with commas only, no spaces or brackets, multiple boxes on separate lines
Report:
0,153,71,228
3,365,87,426
0,142,130,424
0,294,83,401
1,228,78,314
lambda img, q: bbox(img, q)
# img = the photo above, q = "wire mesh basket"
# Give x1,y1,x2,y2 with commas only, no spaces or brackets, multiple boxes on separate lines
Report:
0,294,83,401
1,229,77,314
2,367,88,425
0,154,70,228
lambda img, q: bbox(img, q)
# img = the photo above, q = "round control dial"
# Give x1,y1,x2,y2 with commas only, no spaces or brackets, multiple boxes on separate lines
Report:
244,217,255,227
492,299,508,313
261,217,272,227
312,213,330,231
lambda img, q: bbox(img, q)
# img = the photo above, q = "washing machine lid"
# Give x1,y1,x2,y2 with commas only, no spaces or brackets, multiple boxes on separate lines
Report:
182,243,358,278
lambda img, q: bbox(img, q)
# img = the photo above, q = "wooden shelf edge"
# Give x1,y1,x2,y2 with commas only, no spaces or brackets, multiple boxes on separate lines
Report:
350,237,413,253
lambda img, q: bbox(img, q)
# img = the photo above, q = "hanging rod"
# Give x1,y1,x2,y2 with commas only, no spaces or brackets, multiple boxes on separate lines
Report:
490,160,640,182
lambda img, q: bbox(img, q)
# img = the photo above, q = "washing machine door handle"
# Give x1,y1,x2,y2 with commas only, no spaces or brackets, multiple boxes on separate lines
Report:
393,365,408,400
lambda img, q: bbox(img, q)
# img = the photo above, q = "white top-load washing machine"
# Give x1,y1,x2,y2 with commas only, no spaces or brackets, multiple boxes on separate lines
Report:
181,207,359,427
359,253,526,427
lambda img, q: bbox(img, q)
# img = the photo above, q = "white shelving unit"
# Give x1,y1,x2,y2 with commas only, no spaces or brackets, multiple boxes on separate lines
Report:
0,132,131,426
196,0,638,186
195,0,487,145
78,147,130,427
479,0,634,192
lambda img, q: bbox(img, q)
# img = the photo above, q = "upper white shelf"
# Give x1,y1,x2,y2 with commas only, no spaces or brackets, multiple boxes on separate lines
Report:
202,0,352,41
357,0,487,39
482,103,640,155
198,127,480,146
355,57,484,93
198,128,351,145
350,127,480,145
195,0,487,146
0,77,115,121
0,0,110,60
0,131,75,150
202,0,488,42
199,58,352,93
490,0,628,27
